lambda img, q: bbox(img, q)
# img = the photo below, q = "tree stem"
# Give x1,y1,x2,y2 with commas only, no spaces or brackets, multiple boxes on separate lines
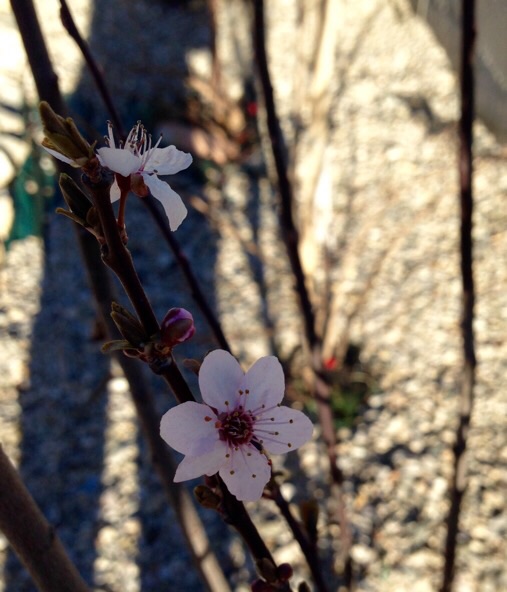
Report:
440,1,476,590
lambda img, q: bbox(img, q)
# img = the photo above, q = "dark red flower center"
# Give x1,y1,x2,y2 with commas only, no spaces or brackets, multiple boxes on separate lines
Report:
218,409,254,446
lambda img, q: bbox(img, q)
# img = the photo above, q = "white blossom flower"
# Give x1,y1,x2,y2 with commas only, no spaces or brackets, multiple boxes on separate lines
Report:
96,122,192,231
160,349,313,502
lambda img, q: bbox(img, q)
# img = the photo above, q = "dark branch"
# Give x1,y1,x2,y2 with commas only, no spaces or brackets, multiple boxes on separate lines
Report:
440,1,477,591
59,0,125,138
250,1,352,585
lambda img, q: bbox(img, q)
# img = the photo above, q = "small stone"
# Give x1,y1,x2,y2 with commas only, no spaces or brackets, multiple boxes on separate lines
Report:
350,544,377,565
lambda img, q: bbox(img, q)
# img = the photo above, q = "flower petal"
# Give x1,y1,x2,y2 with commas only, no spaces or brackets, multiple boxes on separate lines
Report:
240,356,285,412
43,147,78,166
146,145,192,175
160,401,220,455
219,444,271,501
97,147,141,177
254,406,313,454
143,174,187,231
174,442,227,482
199,350,244,411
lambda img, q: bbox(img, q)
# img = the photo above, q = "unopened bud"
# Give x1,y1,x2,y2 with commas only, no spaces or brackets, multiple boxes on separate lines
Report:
160,308,195,347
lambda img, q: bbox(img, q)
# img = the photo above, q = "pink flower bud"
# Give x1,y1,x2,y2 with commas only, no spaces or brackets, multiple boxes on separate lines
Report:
160,308,195,347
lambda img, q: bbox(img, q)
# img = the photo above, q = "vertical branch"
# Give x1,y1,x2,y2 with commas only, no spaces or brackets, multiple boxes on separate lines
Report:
251,0,318,350
207,0,222,92
10,0,64,114
440,1,476,591
272,488,330,592
250,1,352,586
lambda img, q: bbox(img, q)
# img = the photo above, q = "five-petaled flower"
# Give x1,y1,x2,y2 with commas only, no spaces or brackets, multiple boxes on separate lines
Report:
97,122,192,231
160,349,313,501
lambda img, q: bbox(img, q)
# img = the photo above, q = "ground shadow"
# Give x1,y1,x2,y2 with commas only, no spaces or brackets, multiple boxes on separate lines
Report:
5,1,232,590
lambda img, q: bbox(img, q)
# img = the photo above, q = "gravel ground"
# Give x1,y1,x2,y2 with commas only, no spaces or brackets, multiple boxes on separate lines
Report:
1,1,506,591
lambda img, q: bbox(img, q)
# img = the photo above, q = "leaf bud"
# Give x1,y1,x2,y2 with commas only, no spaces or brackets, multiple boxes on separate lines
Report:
39,101,93,165
59,173,93,221
110,302,148,347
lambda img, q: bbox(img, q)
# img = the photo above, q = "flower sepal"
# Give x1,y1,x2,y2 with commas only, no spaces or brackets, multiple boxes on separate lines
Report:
193,485,222,510
58,172,92,218
256,558,279,584
101,339,133,354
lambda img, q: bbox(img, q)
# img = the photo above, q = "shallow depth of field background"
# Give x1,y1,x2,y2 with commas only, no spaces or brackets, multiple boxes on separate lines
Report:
0,1,506,591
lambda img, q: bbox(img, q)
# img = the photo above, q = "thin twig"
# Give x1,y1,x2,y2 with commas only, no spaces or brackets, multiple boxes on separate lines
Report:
59,0,125,138
440,1,476,591
272,485,330,592
144,196,231,351
250,0,352,585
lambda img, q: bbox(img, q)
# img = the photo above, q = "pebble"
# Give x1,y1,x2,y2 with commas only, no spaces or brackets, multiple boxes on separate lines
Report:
350,544,377,566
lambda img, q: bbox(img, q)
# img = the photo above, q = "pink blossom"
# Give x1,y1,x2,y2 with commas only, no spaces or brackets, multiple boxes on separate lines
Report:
96,122,192,231
160,350,313,501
